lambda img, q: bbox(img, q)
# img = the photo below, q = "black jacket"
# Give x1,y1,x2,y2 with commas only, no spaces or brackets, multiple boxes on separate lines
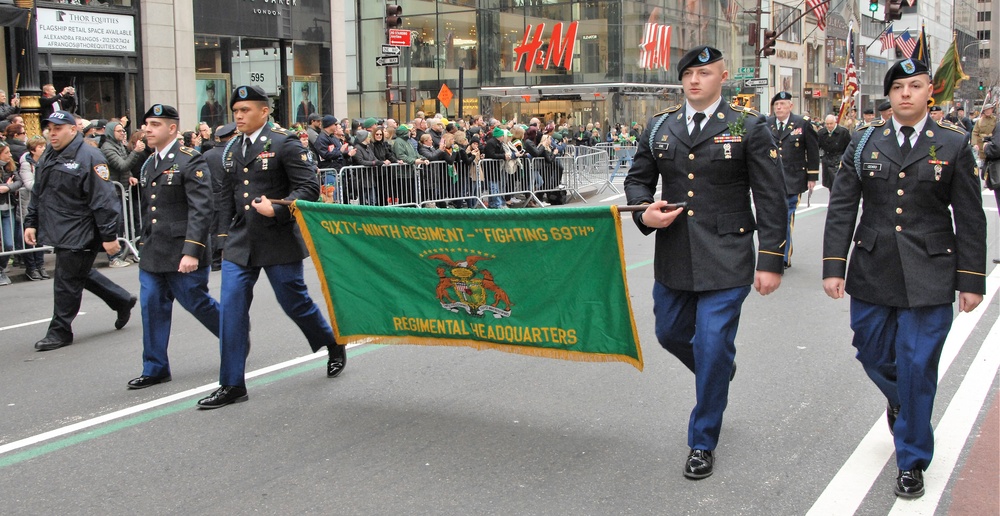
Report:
817,125,852,168
351,141,380,167
39,93,76,120
315,131,346,170
25,134,120,250
823,117,987,307
137,142,214,273
371,139,397,163
625,102,788,291
218,124,319,267
767,113,820,195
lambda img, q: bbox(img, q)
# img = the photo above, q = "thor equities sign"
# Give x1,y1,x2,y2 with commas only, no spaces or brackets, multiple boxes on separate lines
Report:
514,21,578,73
36,8,135,53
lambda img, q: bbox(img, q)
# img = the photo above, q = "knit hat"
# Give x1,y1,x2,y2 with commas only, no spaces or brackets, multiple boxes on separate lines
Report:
355,129,370,142
492,126,504,138
362,117,377,128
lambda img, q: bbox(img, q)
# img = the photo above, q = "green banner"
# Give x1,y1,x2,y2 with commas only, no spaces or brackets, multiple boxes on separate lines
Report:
292,202,643,370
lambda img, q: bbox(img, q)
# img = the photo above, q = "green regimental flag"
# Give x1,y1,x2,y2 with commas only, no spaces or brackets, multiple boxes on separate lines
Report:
292,202,643,370
931,34,970,106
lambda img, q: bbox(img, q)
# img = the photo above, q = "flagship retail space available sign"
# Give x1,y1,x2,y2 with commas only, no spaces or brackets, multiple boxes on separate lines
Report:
36,8,135,53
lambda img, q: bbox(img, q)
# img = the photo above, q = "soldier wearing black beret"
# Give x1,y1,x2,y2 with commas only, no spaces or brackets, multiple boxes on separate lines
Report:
767,91,819,267
625,45,787,480
878,100,893,120
126,104,220,389
201,122,237,271
823,58,986,500
199,85,346,409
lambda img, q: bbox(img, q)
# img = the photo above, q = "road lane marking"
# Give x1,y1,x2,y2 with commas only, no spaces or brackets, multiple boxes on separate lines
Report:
1,314,86,332
806,268,1000,515
601,189,658,203
887,315,1000,515
0,340,374,463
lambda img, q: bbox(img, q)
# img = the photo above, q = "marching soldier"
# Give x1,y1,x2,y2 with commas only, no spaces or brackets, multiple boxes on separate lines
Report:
127,104,221,389
624,46,787,480
198,85,346,409
818,114,851,190
767,91,819,268
822,59,987,499
201,122,237,271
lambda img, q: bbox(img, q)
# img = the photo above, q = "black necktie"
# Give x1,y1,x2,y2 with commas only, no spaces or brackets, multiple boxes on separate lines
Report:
899,126,914,158
242,135,251,157
690,112,706,140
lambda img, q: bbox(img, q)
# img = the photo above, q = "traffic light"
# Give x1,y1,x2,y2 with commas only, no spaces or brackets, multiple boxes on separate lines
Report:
748,23,758,46
980,82,985,91
761,30,777,57
385,3,403,29
886,0,903,21
869,0,879,13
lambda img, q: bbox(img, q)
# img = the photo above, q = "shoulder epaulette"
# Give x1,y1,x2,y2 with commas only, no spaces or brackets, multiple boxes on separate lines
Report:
178,146,196,156
271,127,289,135
936,119,966,134
655,104,682,116
802,115,810,121
735,105,763,117
856,119,886,131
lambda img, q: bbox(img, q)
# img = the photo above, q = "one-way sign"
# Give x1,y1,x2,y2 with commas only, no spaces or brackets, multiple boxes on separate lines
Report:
744,78,769,87
381,45,400,56
376,55,400,67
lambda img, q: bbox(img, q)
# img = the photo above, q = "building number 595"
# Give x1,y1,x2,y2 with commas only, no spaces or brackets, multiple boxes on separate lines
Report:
250,72,265,82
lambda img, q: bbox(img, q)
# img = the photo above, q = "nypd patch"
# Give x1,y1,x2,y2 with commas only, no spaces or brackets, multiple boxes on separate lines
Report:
94,164,110,181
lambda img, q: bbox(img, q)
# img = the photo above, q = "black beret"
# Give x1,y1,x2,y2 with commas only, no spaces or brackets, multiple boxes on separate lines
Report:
771,91,793,105
883,58,930,96
144,104,179,121
878,101,892,112
863,108,874,115
215,122,237,139
676,46,723,80
231,85,269,109
929,105,942,112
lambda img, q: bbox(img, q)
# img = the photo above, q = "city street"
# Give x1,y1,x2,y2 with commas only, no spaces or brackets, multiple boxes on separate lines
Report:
0,186,997,515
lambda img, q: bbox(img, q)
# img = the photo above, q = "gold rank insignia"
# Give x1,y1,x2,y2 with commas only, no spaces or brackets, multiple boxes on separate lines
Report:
717,112,725,119
769,149,778,159
661,135,668,141
926,130,934,137
301,153,308,161
883,129,891,136
871,152,879,159
196,170,204,178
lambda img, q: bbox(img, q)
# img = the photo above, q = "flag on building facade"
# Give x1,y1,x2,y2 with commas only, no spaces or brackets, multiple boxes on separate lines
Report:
911,22,931,69
722,0,741,23
931,34,970,105
290,202,644,370
806,0,829,30
896,31,916,57
838,23,858,124
879,24,895,53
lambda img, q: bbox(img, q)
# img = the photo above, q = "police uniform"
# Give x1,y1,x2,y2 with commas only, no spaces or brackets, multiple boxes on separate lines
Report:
767,91,819,267
823,58,987,498
200,85,344,409
201,122,237,270
127,104,221,389
24,111,135,351
624,46,787,478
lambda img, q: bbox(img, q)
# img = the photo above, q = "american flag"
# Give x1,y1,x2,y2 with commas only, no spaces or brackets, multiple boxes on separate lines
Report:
896,31,916,57
879,24,895,53
838,23,858,124
722,0,741,23
806,0,829,31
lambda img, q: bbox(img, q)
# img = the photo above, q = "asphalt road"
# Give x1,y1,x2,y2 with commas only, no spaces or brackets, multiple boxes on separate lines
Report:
0,185,997,515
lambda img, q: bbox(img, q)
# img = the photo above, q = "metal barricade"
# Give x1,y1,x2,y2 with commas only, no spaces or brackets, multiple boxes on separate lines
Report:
564,147,614,201
1,189,52,279
528,157,568,205
608,144,637,180
318,167,342,204
419,160,482,208
381,163,421,207
112,181,142,260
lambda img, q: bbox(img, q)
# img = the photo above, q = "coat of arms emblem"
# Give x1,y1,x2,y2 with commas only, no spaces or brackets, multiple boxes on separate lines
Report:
429,254,512,318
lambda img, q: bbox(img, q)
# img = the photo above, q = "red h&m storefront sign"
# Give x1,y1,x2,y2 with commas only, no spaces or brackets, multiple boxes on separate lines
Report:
514,21,578,73
639,22,672,70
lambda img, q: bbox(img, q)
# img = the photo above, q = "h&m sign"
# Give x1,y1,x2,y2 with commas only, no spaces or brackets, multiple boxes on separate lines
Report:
514,22,578,73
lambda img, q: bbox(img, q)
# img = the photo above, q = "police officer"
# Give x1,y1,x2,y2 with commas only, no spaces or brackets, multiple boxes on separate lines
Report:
201,122,237,271
23,110,136,351
624,46,787,480
126,104,221,389
818,114,851,190
198,85,346,409
767,91,819,268
822,58,986,499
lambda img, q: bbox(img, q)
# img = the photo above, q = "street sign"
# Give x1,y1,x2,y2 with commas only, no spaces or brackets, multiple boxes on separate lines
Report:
388,29,411,47
381,45,401,55
744,78,769,87
738,67,755,74
376,55,400,67
437,83,454,106
734,74,752,80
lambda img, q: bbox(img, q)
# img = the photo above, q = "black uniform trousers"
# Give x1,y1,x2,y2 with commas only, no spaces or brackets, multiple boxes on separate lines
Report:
47,248,133,341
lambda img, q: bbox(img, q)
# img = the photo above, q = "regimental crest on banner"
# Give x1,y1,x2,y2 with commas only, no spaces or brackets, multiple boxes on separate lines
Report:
429,254,512,318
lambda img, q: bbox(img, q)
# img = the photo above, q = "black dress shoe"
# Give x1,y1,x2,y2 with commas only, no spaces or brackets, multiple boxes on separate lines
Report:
197,385,248,409
683,449,714,479
895,469,924,498
35,336,73,351
115,296,137,330
887,402,900,436
127,375,172,389
327,344,347,378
